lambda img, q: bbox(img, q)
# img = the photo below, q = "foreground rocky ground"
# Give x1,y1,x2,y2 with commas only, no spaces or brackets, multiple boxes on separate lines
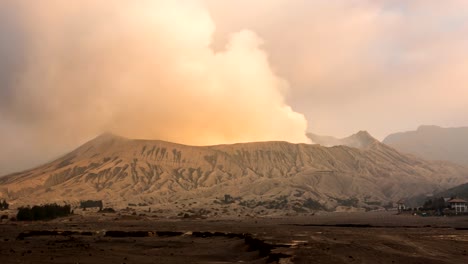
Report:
1,211,468,263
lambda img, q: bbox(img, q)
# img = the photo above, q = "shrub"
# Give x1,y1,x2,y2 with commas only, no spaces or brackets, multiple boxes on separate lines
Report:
224,194,235,204
17,204,71,221
0,200,9,210
336,197,359,207
303,198,324,210
423,197,446,212
365,201,382,206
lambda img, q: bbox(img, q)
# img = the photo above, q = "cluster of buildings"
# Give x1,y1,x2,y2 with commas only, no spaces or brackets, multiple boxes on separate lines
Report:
397,198,468,214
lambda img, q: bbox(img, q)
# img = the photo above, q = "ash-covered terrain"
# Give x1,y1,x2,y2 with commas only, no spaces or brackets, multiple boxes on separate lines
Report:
1,211,468,264
1,132,467,215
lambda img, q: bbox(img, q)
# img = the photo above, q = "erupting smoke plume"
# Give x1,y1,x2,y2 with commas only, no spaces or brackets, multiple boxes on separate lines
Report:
3,0,468,175
0,0,308,174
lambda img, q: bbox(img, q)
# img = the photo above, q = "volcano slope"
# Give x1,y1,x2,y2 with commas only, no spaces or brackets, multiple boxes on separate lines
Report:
0,132,467,213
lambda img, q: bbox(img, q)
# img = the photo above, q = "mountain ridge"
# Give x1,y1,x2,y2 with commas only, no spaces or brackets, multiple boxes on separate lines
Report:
1,132,467,213
383,125,468,166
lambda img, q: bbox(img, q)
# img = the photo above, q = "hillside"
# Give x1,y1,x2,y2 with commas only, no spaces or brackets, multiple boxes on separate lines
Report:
0,133,467,214
383,125,468,166
435,183,468,200
407,182,468,207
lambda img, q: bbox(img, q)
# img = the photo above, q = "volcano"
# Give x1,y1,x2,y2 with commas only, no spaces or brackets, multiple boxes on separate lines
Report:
0,132,467,213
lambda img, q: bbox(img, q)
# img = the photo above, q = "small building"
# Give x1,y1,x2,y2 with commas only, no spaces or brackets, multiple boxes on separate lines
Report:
396,199,406,212
448,198,467,214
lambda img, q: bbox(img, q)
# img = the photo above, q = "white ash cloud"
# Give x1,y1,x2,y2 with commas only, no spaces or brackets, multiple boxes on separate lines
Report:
0,0,309,175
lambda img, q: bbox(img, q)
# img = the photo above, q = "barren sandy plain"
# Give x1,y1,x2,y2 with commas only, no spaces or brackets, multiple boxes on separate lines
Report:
1,211,468,264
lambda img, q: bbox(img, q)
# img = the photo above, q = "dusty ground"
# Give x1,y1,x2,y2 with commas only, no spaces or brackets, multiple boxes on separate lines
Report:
1,211,468,263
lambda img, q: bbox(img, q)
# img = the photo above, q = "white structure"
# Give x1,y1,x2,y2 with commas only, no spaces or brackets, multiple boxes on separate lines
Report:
448,198,467,214
396,199,406,212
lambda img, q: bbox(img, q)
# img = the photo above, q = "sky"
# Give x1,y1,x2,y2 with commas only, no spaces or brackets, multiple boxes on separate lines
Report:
1,0,468,175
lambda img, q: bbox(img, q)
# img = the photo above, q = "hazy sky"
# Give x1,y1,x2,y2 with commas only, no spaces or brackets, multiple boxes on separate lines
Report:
1,0,468,175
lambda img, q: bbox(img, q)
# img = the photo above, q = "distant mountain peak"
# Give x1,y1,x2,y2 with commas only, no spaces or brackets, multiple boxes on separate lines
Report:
94,132,124,140
352,130,375,140
342,131,378,149
307,130,378,149
89,132,129,144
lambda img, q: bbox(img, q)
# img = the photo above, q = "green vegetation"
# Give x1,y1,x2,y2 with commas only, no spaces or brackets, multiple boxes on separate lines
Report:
365,201,382,206
223,194,235,204
239,196,289,209
436,183,468,200
423,197,446,212
178,208,211,219
335,197,359,207
17,204,71,221
302,198,325,210
213,194,241,205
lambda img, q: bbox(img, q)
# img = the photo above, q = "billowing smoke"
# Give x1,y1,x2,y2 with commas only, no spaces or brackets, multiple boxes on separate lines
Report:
206,0,468,139
0,1,309,174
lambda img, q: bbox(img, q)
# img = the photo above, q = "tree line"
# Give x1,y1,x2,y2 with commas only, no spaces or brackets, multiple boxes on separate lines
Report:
17,204,71,221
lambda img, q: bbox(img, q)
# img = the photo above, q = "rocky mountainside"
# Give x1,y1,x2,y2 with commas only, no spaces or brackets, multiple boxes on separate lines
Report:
0,132,467,214
383,125,468,166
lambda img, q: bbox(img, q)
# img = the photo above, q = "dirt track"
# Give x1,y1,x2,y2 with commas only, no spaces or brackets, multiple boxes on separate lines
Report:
1,212,468,263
